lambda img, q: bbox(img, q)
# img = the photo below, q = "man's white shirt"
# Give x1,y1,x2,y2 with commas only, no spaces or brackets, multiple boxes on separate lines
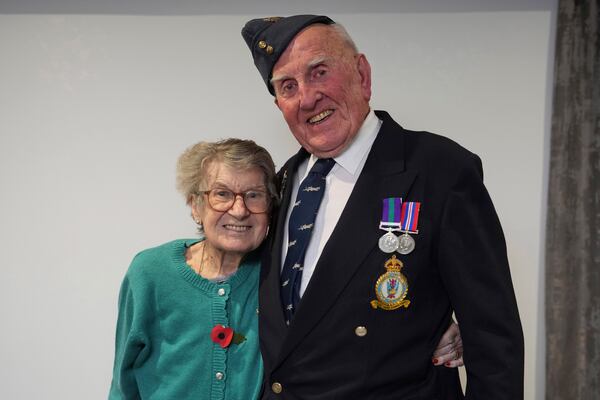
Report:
281,110,382,297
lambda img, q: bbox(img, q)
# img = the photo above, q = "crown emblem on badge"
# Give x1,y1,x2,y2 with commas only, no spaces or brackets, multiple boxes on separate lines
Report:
384,255,403,272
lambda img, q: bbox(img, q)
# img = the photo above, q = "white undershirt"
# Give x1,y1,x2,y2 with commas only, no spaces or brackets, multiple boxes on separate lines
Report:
281,110,382,297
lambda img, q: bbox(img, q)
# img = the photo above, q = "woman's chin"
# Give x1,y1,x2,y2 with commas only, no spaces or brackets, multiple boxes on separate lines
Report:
207,239,258,256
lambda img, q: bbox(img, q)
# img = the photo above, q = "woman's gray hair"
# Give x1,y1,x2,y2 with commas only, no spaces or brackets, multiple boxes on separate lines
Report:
176,138,278,210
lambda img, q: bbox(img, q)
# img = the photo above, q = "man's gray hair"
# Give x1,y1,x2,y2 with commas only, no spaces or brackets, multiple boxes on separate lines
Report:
331,23,359,53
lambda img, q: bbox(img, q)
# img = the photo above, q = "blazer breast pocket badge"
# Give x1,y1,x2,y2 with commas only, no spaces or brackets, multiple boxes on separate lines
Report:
370,255,411,310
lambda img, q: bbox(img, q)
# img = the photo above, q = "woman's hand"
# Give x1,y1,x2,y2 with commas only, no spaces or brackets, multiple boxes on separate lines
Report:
432,321,464,368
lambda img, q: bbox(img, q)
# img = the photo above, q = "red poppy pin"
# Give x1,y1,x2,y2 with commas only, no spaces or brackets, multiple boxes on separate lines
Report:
210,324,246,348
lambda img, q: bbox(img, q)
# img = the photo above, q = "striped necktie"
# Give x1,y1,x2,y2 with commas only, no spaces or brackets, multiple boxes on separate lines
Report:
280,158,336,325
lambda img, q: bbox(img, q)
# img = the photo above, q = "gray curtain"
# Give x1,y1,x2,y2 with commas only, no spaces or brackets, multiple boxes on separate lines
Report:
546,0,600,399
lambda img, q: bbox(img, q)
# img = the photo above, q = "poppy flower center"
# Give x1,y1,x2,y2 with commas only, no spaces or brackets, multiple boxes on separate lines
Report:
218,333,225,339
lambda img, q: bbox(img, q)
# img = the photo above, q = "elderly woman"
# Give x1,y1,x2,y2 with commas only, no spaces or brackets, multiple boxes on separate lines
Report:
109,139,274,399
109,138,463,399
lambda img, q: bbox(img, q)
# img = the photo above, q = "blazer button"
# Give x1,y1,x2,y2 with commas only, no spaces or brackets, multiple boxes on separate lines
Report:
355,326,368,337
271,382,283,394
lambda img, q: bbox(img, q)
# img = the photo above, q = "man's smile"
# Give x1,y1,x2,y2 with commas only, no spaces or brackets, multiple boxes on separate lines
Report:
308,109,334,124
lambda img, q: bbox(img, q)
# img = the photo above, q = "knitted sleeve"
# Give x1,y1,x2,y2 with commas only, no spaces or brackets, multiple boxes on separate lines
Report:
108,274,148,400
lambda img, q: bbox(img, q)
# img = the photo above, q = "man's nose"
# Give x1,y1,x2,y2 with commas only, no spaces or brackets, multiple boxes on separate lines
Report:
298,83,322,110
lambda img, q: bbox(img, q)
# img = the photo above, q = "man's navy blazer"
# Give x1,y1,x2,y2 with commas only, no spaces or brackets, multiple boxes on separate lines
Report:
259,110,524,399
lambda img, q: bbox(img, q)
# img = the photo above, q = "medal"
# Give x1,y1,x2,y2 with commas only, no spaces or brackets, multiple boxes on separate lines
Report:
396,201,421,255
370,255,410,310
378,231,399,253
378,197,403,253
397,233,415,255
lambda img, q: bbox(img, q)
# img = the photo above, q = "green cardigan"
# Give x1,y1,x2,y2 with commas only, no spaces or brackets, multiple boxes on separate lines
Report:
109,239,262,400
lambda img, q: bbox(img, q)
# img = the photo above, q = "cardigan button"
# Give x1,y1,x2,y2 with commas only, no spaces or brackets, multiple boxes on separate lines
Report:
217,288,226,296
215,372,224,380
271,382,283,394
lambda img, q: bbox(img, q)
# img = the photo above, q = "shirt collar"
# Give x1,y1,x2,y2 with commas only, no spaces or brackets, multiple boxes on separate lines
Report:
307,109,381,176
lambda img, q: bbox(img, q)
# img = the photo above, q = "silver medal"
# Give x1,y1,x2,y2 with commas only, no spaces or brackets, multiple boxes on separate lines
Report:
378,231,400,253
397,232,415,255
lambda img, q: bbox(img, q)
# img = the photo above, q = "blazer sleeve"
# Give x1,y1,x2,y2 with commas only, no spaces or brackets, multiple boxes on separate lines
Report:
437,153,524,400
108,275,147,400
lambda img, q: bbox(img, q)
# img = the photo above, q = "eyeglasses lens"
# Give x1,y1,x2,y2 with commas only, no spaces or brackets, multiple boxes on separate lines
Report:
207,189,268,213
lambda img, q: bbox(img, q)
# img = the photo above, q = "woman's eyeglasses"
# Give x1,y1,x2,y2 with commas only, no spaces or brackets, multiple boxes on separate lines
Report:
201,188,270,214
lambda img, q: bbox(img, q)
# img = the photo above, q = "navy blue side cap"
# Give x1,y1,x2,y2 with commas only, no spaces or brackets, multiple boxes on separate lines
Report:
241,15,334,96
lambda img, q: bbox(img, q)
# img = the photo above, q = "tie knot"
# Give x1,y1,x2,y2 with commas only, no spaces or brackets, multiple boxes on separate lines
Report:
309,158,335,176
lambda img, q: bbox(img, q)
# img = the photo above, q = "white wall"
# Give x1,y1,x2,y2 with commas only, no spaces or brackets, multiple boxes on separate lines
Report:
0,3,555,399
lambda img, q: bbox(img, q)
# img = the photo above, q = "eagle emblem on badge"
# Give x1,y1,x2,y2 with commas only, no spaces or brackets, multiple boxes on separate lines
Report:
371,255,410,310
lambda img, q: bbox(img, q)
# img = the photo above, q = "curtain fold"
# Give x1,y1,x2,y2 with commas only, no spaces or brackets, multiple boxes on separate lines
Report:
546,0,600,399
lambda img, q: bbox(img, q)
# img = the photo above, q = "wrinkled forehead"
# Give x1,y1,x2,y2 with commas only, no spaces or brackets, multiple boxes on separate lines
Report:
286,24,348,57
271,55,331,83
273,25,351,74
204,161,266,188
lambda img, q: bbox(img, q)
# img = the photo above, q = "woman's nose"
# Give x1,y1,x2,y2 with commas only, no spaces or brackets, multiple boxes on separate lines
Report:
228,194,251,218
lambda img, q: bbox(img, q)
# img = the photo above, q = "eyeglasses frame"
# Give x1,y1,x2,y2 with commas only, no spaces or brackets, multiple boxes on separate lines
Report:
199,188,272,214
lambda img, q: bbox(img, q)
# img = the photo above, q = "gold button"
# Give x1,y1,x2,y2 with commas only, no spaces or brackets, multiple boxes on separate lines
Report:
258,40,267,49
266,45,274,55
355,326,367,337
271,382,283,394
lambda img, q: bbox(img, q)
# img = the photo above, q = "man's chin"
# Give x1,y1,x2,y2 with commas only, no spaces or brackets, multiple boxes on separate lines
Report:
309,147,346,159
304,139,351,158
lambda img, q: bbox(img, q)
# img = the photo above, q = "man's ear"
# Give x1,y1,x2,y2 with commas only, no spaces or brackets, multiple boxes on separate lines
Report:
356,54,372,101
274,97,280,110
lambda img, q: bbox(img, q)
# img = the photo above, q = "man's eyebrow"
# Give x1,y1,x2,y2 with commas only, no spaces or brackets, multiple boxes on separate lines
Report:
270,56,332,85
307,56,329,69
270,74,289,85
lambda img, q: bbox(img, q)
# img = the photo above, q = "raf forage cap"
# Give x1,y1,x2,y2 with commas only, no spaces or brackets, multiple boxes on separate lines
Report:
241,15,334,96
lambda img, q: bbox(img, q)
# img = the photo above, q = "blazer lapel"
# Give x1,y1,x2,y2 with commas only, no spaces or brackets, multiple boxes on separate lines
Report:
275,111,418,365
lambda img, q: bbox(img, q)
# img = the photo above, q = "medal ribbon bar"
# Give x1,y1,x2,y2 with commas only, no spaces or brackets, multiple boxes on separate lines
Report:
400,202,421,234
380,197,402,230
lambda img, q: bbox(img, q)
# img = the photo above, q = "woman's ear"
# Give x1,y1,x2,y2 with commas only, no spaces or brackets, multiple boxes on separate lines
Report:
190,195,203,224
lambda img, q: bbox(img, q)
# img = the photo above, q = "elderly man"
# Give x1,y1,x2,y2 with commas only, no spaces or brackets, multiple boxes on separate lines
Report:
242,15,524,399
